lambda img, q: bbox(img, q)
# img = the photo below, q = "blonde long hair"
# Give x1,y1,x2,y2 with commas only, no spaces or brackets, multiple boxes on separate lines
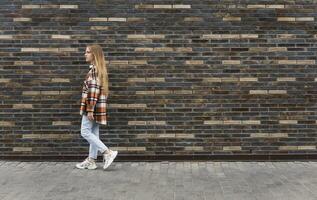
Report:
88,44,109,96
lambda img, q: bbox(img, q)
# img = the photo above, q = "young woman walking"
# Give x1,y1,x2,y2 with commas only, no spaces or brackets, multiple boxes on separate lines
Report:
76,44,118,170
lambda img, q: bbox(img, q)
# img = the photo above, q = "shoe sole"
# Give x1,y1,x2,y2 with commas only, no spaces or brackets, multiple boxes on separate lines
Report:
76,164,97,170
103,151,118,170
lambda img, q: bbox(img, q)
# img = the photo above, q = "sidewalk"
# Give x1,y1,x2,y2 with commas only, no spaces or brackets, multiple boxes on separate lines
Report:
0,161,316,200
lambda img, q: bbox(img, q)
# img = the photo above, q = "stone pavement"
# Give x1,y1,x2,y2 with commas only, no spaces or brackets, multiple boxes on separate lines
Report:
0,161,316,200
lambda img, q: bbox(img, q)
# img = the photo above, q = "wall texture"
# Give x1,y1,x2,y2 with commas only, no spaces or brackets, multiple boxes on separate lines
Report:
1,0,316,160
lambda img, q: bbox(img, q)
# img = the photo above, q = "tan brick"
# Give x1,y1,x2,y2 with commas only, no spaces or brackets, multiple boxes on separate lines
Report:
154,47,173,52
0,121,15,126
173,5,191,9
276,77,296,82
222,60,240,65
60,91,76,95
240,34,258,38
145,34,165,39
110,60,129,65
296,17,314,22
204,120,223,125
21,48,39,52
222,34,240,39
128,78,146,82
223,146,242,151
127,35,146,39
268,90,287,94
14,61,34,65
39,48,59,52
108,18,126,22
278,60,297,64
52,121,71,126
22,5,41,9
147,121,166,125
174,90,192,94
89,18,108,22
23,91,40,95
224,120,241,125
296,60,315,65
185,146,203,151
279,146,298,150
136,134,155,138
14,18,32,22
154,90,172,94
204,78,221,82
51,35,71,39
112,147,128,151
277,34,295,39
315,78,317,82
136,91,155,95
184,17,203,22
13,147,32,152
223,17,241,21
175,47,192,52
175,134,195,138
250,133,270,138
127,147,146,151
135,47,153,52
240,77,258,82
13,104,33,109
0,79,10,83
298,146,316,150
270,133,288,137
22,134,40,139
153,5,172,9
128,121,147,125
59,48,77,52
249,90,268,94
129,60,147,65
41,91,59,95
157,134,175,138
268,47,287,52
279,120,298,124
186,60,204,65
266,5,284,9
90,26,109,30
249,47,267,52
277,17,296,22
221,77,239,82
0,35,13,39
146,78,165,82
127,104,147,108
51,78,70,83
202,34,221,39
59,5,78,9
242,120,261,125
247,5,266,8
109,104,128,108
41,5,59,8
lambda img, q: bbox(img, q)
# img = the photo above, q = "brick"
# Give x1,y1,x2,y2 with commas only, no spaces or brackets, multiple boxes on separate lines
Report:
14,61,34,65
109,104,128,108
279,146,298,150
52,121,72,126
296,17,314,22
0,121,15,127
154,90,172,94
0,79,10,83
204,120,223,125
154,47,173,52
184,17,203,22
41,5,59,8
157,134,175,138
298,146,316,150
185,146,203,151
108,18,126,22
240,34,258,38
175,134,195,138
249,90,267,94
51,35,71,39
135,4,154,9
278,60,297,64
129,60,147,65
127,17,145,22
13,147,32,152
59,5,78,9
128,78,146,82
247,5,266,9
242,120,261,125
89,18,108,22
14,18,32,22
296,60,315,65
22,5,41,9
266,5,284,9
224,120,241,125
277,17,296,22
112,147,128,151
174,90,192,94
153,5,172,9
223,17,241,21
21,48,39,52
0,35,13,39
279,120,298,124
13,104,33,109
175,47,192,52
268,47,287,52
110,60,129,65
186,60,204,65
204,78,221,82
221,77,239,82
51,78,70,83
240,77,258,82
23,91,40,95
223,146,242,151
268,90,287,94
277,34,296,38
136,91,155,95
127,104,147,108
146,78,165,82
90,26,109,30
276,77,296,82
222,60,240,65
172,5,191,9
41,91,59,95
135,48,153,52
147,121,166,125
127,147,146,151
128,121,147,125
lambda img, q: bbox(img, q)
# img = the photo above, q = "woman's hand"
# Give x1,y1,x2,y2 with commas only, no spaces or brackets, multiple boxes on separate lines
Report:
87,112,94,121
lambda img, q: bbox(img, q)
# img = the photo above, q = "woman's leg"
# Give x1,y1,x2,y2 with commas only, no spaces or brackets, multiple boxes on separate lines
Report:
81,115,109,159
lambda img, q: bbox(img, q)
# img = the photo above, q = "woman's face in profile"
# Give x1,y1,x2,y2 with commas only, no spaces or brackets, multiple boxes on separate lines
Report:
85,47,94,63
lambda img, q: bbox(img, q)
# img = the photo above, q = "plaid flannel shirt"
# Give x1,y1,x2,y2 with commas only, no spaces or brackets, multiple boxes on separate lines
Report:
80,65,107,125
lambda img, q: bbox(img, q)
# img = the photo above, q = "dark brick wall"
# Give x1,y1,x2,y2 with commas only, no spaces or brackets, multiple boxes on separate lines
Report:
1,0,316,159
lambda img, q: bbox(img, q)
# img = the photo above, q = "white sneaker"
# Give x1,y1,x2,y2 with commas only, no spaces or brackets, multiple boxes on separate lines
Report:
103,150,118,170
76,158,97,170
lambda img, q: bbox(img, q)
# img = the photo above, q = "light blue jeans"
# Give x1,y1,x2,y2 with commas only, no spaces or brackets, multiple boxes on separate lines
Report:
81,115,109,159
